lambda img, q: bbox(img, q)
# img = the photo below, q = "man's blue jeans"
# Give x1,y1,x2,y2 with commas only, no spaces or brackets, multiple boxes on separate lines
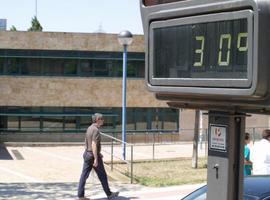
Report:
78,151,111,198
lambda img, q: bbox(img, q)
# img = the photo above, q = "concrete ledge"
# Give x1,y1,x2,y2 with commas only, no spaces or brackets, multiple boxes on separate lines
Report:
103,163,131,184
0,133,85,143
2,142,84,147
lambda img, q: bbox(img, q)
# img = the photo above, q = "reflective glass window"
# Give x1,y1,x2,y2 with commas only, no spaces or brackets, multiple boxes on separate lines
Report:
64,59,77,75
94,60,109,76
64,116,77,130
7,116,19,130
0,57,4,74
6,58,19,74
21,58,42,75
43,116,63,131
21,116,40,131
80,59,93,76
43,59,64,75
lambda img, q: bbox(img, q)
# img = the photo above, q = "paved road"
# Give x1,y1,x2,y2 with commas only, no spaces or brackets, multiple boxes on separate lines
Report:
0,143,206,199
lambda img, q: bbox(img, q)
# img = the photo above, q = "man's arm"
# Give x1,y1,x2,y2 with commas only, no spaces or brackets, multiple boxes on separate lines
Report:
92,141,98,167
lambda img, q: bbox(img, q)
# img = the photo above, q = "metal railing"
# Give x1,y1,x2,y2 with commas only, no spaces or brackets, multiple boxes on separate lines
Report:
99,132,135,184
97,127,268,183
99,130,210,184
1,126,267,145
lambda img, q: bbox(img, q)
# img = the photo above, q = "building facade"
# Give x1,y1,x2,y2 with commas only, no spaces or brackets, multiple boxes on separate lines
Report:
0,31,179,142
0,31,269,142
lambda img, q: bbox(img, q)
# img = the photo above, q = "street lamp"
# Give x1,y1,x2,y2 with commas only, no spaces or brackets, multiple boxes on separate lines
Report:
118,30,133,160
35,0,38,18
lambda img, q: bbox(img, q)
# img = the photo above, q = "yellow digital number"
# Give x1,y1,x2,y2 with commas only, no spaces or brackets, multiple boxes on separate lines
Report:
218,34,231,66
193,36,205,67
237,32,248,52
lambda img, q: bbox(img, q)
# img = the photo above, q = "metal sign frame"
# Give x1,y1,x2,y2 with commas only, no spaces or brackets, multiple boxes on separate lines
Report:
140,0,270,112
149,10,253,89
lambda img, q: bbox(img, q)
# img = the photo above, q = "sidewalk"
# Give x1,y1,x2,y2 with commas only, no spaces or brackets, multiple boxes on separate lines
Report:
0,181,203,200
0,143,205,199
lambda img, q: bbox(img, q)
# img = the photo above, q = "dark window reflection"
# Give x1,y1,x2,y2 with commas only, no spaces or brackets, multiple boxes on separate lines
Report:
0,106,178,133
0,50,145,78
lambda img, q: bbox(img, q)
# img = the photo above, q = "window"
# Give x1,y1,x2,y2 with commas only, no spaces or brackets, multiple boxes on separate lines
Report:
80,116,90,130
64,59,77,75
7,116,19,130
151,108,163,130
80,59,93,76
127,63,136,77
6,58,19,74
21,116,40,131
43,59,64,75
93,60,109,76
163,109,178,130
126,109,136,130
135,108,147,130
0,106,179,133
0,49,145,78
110,60,122,77
64,116,77,130
0,57,4,74
43,116,63,131
21,58,42,75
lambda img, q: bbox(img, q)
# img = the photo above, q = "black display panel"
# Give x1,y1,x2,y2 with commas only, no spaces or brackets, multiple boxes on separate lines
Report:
152,18,248,79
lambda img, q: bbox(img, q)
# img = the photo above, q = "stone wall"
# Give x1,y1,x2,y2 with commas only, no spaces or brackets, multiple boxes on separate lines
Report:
0,77,167,107
0,31,144,52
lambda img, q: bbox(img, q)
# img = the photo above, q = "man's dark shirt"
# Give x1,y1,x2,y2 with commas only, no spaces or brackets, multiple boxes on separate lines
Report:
85,123,101,154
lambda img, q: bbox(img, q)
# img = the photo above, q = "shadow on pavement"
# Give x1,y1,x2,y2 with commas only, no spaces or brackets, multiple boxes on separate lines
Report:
0,145,13,160
93,197,137,200
0,182,77,199
0,182,139,200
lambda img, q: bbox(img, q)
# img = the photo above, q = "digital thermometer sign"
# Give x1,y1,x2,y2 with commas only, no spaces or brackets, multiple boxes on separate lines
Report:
140,0,270,112
149,10,253,88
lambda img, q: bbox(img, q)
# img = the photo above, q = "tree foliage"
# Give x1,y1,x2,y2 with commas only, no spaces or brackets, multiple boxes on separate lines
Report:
28,16,43,31
10,25,17,31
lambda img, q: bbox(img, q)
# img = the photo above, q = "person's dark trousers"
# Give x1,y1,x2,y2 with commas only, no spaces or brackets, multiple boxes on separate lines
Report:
78,151,111,198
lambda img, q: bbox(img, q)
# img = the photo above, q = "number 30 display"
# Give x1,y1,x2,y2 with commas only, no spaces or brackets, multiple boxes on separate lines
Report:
194,33,248,67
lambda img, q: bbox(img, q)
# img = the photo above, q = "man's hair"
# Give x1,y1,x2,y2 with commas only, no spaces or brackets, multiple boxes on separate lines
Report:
245,132,250,140
92,113,103,123
262,129,270,140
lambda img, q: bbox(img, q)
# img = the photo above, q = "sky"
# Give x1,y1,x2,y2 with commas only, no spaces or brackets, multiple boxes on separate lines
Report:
0,0,144,35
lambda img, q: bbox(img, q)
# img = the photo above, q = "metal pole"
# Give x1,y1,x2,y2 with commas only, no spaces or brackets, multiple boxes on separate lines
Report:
252,127,255,144
122,44,127,160
199,110,203,150
152,143,155,160
35,0,38,17
205,128,208,157
111,138,114,171
207,111,244,200
131,145,134,183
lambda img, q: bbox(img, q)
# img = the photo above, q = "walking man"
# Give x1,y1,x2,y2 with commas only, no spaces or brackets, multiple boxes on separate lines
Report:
78,113,119,200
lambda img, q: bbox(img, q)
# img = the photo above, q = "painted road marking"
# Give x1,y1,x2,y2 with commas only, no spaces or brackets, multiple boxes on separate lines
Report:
0,166,42,182
25,147,81,164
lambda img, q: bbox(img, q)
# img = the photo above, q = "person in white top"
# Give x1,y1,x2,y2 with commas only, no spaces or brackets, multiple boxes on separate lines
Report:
252,129,270,175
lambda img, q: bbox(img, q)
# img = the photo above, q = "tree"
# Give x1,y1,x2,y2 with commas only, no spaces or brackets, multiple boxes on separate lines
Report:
28,16,43,31
10,25,17,31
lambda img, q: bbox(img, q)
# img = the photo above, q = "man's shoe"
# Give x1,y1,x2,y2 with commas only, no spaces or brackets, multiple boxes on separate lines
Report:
108,191,119,199
78,197,90,200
